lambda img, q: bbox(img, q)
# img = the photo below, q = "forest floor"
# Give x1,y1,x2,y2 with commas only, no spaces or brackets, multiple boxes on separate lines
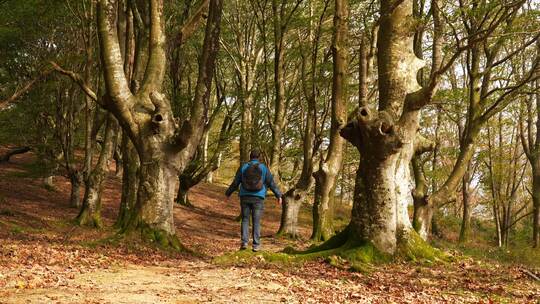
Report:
0,149,539,303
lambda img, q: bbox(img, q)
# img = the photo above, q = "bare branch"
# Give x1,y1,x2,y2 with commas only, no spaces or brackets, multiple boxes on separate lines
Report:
0,69,52,110
50,61,98,103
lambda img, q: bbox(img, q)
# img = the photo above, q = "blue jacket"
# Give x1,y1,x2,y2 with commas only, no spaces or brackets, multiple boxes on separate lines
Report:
225,159,282,200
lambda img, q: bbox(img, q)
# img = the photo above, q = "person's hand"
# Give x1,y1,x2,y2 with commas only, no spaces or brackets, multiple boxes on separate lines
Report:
277,197,282,205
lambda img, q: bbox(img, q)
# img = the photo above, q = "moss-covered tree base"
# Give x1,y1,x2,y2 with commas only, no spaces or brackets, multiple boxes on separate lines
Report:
275,230,301,240
216,226,447,271
302,228,447,270
214,249,294,266
310,218,335,243
114,210,130,230
119,223,185,251
395,230,448,263
75,210,103,229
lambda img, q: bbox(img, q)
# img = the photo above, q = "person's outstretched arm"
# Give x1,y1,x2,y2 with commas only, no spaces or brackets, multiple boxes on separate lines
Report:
225,167,242,197
265,168,282,199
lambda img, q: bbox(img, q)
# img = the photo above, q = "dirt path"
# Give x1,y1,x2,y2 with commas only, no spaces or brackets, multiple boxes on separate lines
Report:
1,151,539,303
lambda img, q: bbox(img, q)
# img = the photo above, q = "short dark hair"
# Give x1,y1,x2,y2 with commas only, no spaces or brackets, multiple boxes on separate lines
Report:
249,149,260,160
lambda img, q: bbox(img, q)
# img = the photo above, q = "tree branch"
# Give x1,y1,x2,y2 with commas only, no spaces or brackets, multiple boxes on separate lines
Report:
50,61,99,103
174,0,210,48
0,69,52,110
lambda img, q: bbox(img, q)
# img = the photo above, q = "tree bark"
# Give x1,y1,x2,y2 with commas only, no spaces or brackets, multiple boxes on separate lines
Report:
69,172,83,209
115,133,139,228
331,0,431,256
458,171,472,243
311,0,348,242
77,115,117,228
97,0,223,248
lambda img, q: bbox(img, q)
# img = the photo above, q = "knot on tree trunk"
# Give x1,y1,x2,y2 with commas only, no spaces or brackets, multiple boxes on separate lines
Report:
340,107,404,156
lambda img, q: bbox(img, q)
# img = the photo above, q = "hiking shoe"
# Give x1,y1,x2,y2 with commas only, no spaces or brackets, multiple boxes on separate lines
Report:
252,247,260,252
240,244,248,250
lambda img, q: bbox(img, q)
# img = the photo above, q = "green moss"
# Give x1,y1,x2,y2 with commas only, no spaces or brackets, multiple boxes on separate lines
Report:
76,211,103,229
10,225,24,234
136,225,184,251
340,241,390,264
301,226,350,254
396,230,447,263
213,250,295,266
412,218,421,233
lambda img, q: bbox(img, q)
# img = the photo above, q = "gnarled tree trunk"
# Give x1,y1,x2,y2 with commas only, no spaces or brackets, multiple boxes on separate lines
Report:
322,0,438,257
97,0,223,248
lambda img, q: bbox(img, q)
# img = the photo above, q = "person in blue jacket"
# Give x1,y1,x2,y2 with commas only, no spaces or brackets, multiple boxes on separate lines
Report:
225,149,282,251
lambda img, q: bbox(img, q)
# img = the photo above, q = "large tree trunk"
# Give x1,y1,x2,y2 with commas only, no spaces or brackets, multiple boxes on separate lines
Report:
312,168,340,241
279,191,304,238
126,153,180,246
278,1,327,238
310,0,348,242
348,141,416,253
77,115,117,228
279,142,314,237
312,0,435,257
97,0,223,248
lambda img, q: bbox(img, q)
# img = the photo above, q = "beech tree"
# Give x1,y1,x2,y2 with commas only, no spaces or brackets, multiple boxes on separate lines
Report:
278,0,330,238
95,0,223,247
305,0,454,256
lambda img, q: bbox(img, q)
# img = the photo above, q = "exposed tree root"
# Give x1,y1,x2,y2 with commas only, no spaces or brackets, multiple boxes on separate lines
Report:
287,226,446,271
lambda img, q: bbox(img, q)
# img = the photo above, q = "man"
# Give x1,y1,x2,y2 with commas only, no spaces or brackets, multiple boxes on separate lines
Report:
225,149,282,252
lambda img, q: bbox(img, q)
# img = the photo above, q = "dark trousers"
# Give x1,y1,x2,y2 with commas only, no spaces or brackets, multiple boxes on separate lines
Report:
240,196,264,248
